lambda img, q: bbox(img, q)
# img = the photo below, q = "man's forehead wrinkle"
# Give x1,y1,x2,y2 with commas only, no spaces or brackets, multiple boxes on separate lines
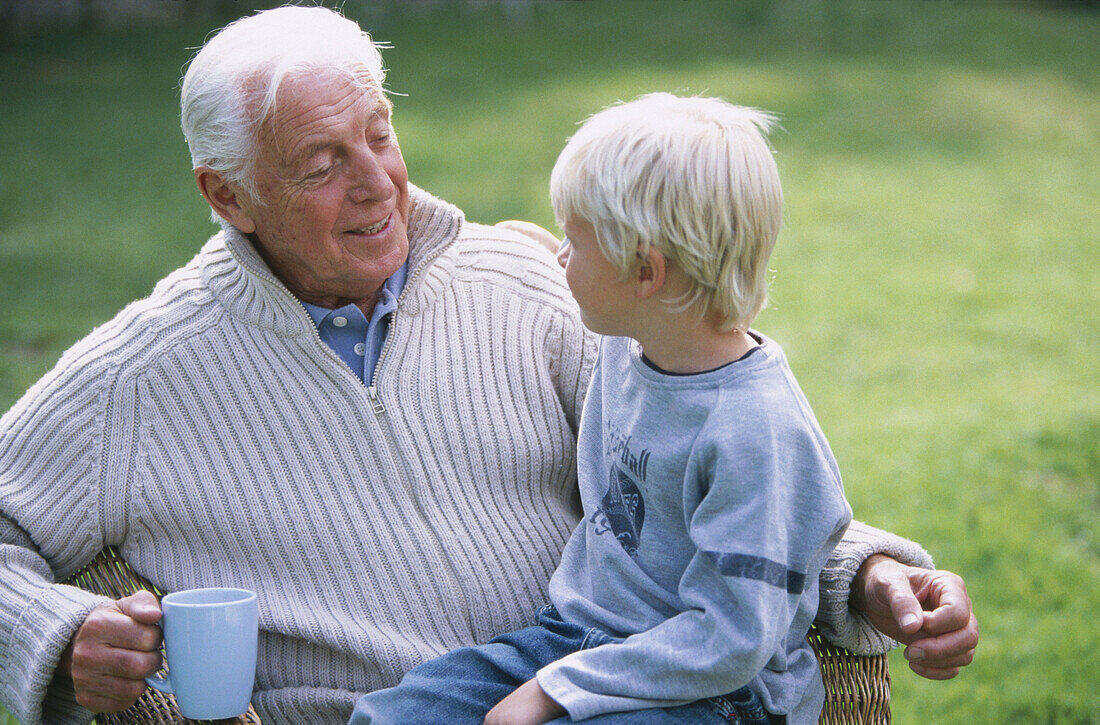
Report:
266,82,389,169
263,88,340,167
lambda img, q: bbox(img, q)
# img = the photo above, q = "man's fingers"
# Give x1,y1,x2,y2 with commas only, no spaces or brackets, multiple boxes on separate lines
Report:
70,641,158,705
80,605,162,652
905,620,977,679
905,614,979,663
83,645,162,680
72,671,149,713
922,599,975,636
906,646,975,670
918,572,973,635
888,591,925,636
903,610,977,682
907,662,961,680
68,597,166,713
877,571,925,638
858,561,979,680
116,590,163,626
71,635,162,686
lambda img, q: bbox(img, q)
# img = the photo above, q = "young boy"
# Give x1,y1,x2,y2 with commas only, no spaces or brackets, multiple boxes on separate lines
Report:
350,93,852,725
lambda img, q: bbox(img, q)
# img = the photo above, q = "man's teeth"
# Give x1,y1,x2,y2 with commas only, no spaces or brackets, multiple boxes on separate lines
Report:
352,215,389,235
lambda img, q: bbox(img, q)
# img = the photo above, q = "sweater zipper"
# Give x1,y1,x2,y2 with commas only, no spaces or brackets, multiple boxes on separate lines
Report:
235,231,453,416
366,242,450,414
236,260,367,388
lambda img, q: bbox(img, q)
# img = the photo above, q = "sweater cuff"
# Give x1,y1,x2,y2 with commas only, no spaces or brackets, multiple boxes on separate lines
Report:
2,582,108,725
816,519,935,656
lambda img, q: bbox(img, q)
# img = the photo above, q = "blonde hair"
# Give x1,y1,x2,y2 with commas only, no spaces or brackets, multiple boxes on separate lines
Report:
550,93,782,331
181,5,388,201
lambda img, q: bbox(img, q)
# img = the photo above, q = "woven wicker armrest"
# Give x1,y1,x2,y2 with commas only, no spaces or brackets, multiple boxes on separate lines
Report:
62,547,262,725
808,625,891,724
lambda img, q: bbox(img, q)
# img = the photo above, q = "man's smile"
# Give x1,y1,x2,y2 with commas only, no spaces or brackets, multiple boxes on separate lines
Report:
347,213,391,237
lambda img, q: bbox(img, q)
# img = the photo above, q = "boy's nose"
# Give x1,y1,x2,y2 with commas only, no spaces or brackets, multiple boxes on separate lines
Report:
556,239,571,268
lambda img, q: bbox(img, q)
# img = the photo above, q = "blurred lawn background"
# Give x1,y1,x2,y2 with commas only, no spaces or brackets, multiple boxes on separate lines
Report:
1,0,1097,723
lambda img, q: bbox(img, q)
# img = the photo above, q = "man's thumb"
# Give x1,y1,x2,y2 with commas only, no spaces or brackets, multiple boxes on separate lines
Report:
889,587,925,635
116,590,162,624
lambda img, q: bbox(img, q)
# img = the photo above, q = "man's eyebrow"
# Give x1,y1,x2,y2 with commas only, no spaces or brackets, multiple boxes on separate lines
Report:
293,138,338,165
369,97,393,121
287,98,392,168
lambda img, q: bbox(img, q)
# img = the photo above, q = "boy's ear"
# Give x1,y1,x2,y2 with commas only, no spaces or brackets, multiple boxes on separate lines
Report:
635,247,666,300
195,166,257,234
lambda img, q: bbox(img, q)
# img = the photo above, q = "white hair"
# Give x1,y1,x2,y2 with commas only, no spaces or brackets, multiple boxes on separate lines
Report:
180,5,388,202
551,92,783,331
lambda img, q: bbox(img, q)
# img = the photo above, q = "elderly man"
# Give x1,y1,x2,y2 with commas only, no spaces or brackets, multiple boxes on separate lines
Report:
0,7,976,725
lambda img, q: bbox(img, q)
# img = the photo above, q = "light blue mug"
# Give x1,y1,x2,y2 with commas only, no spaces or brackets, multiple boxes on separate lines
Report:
145,587,258,720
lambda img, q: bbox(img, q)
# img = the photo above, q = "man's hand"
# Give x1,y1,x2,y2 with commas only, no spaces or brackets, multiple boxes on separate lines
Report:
60,590,164,712
495,220,562,254
484,677,566,725
852,554,979,679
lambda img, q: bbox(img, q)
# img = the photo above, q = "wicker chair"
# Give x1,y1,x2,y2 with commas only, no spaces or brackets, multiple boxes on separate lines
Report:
808,624,891,724
64,548,890,724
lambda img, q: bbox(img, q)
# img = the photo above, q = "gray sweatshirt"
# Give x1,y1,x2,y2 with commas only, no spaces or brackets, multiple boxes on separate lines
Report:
539,334,852,724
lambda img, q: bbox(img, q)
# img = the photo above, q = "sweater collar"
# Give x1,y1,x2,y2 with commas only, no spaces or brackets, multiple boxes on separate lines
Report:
202,183,464,334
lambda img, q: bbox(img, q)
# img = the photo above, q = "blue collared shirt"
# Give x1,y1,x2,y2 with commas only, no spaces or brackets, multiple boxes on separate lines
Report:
300,262,408,384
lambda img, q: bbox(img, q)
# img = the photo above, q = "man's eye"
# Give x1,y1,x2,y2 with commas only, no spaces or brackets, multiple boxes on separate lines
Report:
306,166,331,180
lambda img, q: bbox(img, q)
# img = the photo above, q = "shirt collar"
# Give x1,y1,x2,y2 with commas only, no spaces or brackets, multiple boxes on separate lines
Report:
299,260,409,325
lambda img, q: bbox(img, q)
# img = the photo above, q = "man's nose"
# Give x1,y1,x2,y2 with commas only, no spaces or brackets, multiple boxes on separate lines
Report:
347,149,392,204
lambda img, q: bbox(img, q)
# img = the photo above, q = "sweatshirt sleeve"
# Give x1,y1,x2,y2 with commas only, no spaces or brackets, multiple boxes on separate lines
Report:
0,334,130,725
814,519,935,655
537,408,851,721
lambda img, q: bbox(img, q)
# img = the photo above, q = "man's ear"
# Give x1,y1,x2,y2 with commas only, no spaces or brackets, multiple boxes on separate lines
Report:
195,166,257,234
635,247,666,300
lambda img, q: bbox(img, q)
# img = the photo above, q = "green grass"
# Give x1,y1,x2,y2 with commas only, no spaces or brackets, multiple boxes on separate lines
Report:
2,1,1098,723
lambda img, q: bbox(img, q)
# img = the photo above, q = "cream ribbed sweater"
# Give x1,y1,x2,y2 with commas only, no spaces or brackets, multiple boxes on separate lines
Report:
0,187,930,725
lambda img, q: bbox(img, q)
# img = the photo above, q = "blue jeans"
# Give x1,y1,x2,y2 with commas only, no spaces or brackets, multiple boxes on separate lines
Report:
351,605,772,724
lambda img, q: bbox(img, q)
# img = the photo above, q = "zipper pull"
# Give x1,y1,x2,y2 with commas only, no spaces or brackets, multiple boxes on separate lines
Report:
367,386,385,414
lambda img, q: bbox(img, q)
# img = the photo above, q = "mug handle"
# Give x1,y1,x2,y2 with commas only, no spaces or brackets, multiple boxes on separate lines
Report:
145,619,173,694
145,672,173,695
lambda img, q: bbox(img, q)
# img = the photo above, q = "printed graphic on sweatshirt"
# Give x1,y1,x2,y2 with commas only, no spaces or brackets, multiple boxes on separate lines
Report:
590,465,646,556
589,422,651,558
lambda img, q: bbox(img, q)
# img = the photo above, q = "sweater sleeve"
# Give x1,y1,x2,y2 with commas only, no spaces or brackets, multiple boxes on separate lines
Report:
0,334,129,725
554,321,598,438
472,221,598,438
537,409,851,721
534,271,598,438
814,519,935,655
